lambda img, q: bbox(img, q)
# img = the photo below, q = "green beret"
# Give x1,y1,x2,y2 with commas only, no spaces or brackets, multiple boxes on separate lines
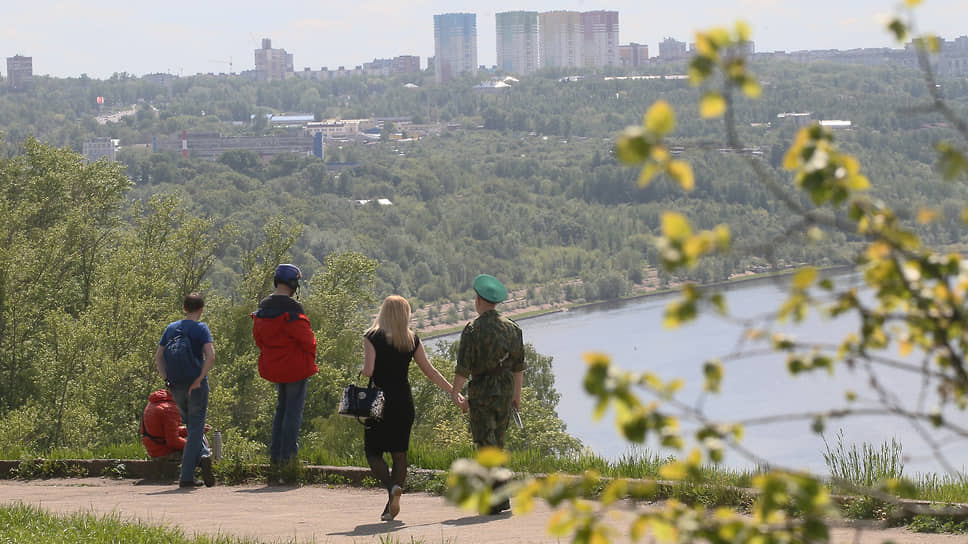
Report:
473,274,507,303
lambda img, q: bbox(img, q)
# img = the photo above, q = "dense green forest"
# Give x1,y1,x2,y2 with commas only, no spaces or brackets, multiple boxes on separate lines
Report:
1,58,967,455
5,59,965,313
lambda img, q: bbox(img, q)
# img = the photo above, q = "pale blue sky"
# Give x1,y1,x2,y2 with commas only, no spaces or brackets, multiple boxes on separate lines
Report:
3,0,967,78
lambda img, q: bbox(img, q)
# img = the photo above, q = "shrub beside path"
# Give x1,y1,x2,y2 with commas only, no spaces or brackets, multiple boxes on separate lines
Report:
1,478,964,543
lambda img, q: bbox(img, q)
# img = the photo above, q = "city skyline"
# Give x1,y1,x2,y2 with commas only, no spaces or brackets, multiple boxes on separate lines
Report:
3,0,968,79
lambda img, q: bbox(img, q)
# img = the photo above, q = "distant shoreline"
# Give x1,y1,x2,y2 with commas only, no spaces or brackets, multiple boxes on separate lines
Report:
421,264,854,341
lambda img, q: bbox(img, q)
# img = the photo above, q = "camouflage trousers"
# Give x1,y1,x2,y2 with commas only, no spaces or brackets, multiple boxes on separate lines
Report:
468,379,512,449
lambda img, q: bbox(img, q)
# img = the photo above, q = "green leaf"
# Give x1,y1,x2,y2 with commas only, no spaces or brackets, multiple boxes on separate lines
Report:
710,293,727,315
667,160,695,191
615,128,650,164
688,55,715,84
887,19,908,42
792,267,817,289
937,141,968,180
477,447,508,468
741,77,762,99
811,416,825,435
700,92,727,118
734,21,752,42
637,162,660,186
645,100,676,136
659,461,687,480
661,212,692,240
703,359,723,393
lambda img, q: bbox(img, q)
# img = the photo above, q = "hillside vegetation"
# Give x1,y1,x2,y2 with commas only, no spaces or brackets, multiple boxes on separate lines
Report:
1,58,967,457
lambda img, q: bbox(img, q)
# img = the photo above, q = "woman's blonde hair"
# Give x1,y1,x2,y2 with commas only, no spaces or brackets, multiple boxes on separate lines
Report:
366,295,415,352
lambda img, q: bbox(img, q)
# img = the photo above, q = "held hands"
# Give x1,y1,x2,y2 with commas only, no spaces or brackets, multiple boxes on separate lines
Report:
451,392,468,414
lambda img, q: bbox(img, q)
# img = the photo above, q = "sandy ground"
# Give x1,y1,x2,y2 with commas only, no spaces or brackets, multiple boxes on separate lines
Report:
0,478,964,544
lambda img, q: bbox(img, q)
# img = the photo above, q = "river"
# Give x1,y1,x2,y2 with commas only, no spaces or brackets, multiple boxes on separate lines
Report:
431,275,968,475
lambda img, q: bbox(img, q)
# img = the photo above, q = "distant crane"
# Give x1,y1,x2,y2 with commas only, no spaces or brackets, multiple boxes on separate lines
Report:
208,57,233,73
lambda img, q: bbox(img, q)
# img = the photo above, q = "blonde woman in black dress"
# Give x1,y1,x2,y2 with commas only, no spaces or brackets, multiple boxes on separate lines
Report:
362,295,462,521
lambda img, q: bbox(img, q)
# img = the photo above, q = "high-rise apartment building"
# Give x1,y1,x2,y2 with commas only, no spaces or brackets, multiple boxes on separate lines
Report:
434,13,477,83
658,37,689,60
496,11,539,75
539,11,583,69
581,11,619,68
254,38,294,81
619,43,649,67
6,55,33,89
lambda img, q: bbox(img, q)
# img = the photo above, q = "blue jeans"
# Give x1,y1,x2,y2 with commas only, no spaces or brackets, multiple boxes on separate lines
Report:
171,379,210,483
270,379,308,464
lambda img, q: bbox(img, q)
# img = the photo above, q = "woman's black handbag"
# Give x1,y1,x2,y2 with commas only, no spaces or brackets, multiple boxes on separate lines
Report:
337,375,385,421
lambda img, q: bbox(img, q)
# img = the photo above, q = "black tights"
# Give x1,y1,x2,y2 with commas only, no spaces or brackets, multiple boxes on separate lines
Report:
367,451,407,491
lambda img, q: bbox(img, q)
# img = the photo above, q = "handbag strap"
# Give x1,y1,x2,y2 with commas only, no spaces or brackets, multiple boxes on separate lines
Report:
358,371,376,389
355,372,377,426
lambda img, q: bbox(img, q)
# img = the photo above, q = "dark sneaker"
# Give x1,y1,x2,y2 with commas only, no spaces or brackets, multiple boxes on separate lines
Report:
199,456,215,487
179,479,204,488
488,499,511,515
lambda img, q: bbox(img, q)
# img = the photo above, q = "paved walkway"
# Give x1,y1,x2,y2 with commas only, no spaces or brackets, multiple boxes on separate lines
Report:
1,478,965,543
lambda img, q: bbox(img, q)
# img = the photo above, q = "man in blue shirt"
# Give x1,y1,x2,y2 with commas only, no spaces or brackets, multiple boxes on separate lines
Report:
154,293,216,488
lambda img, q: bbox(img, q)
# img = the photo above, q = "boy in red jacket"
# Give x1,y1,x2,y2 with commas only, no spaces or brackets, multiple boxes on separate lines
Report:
252,264,318,468
141,389,187,459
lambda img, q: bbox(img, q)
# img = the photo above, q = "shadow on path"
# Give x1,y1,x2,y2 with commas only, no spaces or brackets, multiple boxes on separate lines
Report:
235,486,299,494
442,512,511,526
144,487,199,496
327,520,404,537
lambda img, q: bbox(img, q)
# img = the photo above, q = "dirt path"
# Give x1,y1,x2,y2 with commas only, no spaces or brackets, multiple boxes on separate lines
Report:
0,478,963,543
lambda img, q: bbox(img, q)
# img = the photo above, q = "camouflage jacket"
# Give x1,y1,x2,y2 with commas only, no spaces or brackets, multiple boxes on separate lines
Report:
455,309,525,381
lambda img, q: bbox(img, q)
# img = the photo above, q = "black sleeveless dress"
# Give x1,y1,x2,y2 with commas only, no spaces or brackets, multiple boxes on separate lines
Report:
363,329,418,456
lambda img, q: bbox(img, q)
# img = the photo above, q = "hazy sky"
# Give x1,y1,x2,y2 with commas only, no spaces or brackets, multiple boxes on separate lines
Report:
3,1,967,79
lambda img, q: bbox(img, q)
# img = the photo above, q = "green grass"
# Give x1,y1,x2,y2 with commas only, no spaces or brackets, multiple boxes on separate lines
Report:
822,429,905,491
0,502,447,543
0,502,275,544
0,442,148,461
910,471,968,503
821,429,968,504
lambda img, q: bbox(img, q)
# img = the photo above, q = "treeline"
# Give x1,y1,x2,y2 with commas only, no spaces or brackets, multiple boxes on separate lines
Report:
0,140,579,458
4,59,965,155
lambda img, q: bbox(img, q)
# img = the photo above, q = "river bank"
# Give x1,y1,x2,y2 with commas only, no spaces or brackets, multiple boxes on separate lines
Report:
419,264,854,341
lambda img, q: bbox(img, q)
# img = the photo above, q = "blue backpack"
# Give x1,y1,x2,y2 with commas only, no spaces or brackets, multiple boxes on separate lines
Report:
163,321,202,385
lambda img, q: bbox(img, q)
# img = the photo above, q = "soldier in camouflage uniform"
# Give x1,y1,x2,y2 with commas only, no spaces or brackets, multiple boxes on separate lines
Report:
451,274,524,514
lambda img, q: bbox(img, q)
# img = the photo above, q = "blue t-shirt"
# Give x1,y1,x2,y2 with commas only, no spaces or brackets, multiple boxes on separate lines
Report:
159,319,213,362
